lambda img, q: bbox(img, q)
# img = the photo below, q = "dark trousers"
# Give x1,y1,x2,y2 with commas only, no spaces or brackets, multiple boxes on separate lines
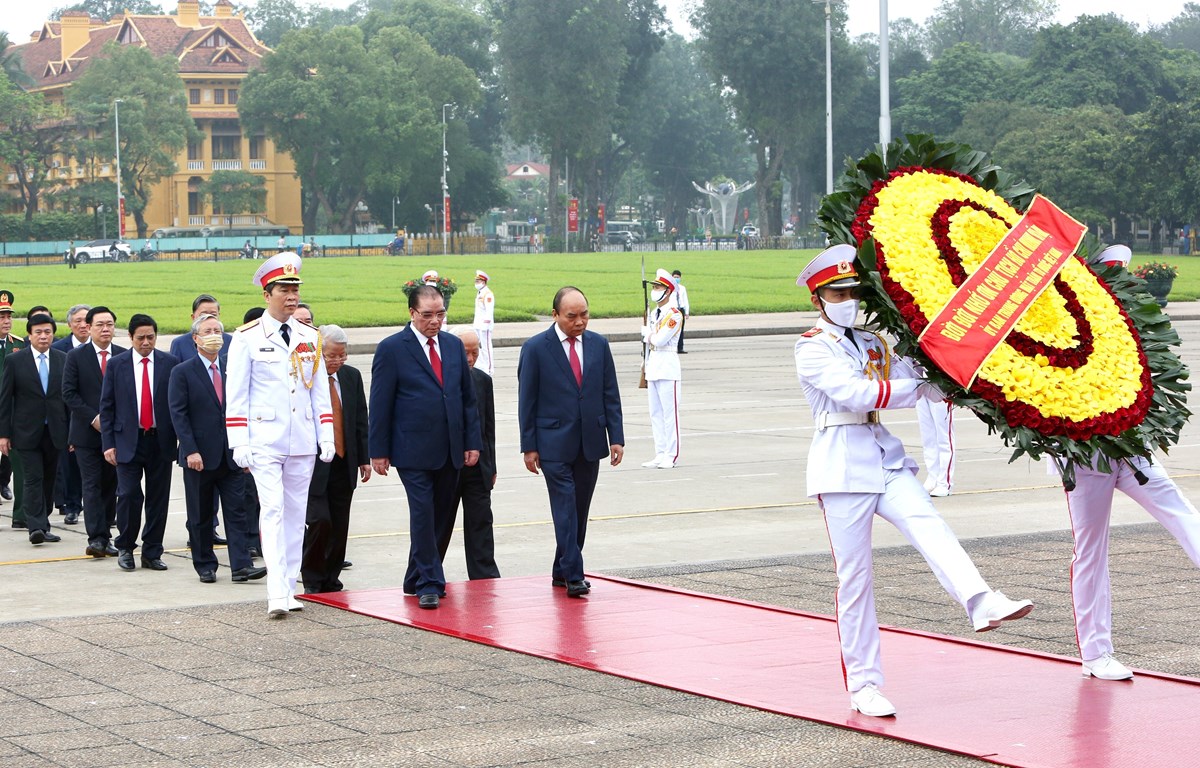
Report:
17,428,58,534
0,452,10,486
677,316,687,352
302,455,354,593
540,455,599,582
398,459,459,596
54,448,82,515
444,465,501,579
183,463,252,574
75,446,117,546
114,432,173,559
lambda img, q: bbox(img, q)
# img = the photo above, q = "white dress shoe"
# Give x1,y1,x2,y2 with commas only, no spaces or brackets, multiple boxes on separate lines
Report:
287,596,304,612
972,591,1034,632
923,476,936,492
927,485,951,497
642,455,666,468
655,459,675,469
1083,653,1133,681
849,684,896,717
267,599,288,619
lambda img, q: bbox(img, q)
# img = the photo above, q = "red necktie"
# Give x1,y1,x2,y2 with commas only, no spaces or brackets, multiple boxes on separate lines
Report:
99,349,108,376
139,357,153,430
427,338,443,386
568,337,582,388
211,362,223,405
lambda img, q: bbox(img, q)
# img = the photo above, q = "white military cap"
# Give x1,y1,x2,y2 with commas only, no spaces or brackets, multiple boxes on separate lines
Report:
422,269,439,284
1090,244,1131,268
798,244,861,292
650,268,676,293
475,270,490,282
253,252,303,288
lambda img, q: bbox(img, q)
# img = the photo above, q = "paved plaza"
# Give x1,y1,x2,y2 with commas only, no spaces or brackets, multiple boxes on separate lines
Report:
1,306,1198,767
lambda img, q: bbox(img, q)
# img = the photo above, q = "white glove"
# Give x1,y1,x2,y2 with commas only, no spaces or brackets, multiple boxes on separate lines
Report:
233,446,254,469
920,381,948,402
641,325,652,340
318,441,336,463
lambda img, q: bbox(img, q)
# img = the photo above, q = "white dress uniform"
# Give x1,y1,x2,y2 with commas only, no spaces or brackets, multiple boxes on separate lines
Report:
917,398,955,495
642,273,683,468
794,245,1031,711
473,270,495,376
226,254,333,615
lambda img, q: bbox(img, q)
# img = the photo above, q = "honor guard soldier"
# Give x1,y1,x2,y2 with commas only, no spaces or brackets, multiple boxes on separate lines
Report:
1052,243,1200,682
0,290,26,526
794,245,1033,717
226,252,335,618
472,270,495,376
641,269,683,469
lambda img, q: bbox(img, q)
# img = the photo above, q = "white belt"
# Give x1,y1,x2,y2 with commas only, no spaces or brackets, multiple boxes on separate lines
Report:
816,411,880,431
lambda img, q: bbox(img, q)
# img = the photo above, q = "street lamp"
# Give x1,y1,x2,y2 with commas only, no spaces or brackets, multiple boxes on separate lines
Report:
97,204,106,240
879,0,891,145
813,0,839,195
391,195,399,231
113,98,124,240
441,103,453,255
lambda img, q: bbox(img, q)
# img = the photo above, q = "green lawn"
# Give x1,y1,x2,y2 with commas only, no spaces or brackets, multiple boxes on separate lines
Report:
3,249,1197,335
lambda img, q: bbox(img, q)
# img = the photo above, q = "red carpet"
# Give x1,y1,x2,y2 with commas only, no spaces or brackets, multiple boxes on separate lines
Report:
302,575,1200,767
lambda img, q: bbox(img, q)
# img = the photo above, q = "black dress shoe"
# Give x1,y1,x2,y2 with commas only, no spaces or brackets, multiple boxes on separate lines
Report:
42,531,61,542
248,546,261,558
418,593,440,609
141,557,168,571
117,550,136,571
29,530,45,545
566,580,590,597
231,566,267,582
12,520,26,529
341,560,353,569
85,543,107,558
198,571,216,583
552,578,592,589
213,534,228,545
64,512,79,525
103,543,118,557
0,484,11,500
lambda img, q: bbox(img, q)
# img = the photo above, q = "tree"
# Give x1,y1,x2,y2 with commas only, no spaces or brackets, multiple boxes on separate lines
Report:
1151,3,1200,54
926,0,1058,58
0,77,74,222
494,0,631,245
51,0,164,21
238,24,478,233
199,170,267,227
1123,96,1200,230
243,0,310,47
1,32,34,87
893,43,1008,138
66,42,201,238
693,0,835,234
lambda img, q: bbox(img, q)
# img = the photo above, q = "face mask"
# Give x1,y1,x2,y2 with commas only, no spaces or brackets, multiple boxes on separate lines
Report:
651,288,667,303
198,334,225,353
475,281,485,291
822,298,859,328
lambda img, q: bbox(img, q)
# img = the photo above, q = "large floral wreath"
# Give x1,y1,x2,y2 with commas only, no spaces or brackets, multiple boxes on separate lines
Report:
817,135,1190,484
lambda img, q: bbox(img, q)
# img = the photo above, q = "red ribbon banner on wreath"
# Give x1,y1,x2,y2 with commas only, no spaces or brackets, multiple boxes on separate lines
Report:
918,195,1087,388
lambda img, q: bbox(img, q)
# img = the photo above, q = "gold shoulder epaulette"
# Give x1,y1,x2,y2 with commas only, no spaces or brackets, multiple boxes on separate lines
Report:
236,319,261,332
801,327,822,338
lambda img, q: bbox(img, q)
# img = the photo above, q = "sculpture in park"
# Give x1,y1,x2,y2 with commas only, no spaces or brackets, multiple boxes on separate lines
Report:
692,179,756,235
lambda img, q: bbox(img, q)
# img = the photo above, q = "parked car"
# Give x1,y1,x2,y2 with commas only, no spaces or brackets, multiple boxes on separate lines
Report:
740,225,760,238
64,239,132,263
606,230,635,245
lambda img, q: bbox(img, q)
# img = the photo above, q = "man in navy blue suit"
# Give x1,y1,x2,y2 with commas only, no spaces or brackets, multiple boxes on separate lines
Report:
369,285,482,609
169,313,266,584
100,314,178,572
51,304,89,526
517,286,624,597
168,294,233,361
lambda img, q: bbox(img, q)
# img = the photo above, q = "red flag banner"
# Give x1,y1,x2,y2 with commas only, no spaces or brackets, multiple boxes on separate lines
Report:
917,195,1087,388
119,196,126,238
597,203,606,233
443,196,451,233
568,198,579,233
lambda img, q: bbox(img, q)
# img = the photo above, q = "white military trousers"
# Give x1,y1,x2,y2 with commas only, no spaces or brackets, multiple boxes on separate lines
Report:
917,399,955,493
647,378,680,464
252,453,316,602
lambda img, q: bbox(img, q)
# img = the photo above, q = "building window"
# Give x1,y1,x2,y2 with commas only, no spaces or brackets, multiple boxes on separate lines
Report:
211,120,242,160
228,88,238,105
214,89,225,105
189,88,200,105
200,31,233,48
249,134,264,160
188,191,201,216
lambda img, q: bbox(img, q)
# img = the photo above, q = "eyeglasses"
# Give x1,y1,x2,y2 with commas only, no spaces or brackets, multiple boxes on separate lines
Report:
414,311,447,321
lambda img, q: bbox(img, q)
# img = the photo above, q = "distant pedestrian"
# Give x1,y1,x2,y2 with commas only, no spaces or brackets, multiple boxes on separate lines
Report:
671,269,689,354
67,240,78,269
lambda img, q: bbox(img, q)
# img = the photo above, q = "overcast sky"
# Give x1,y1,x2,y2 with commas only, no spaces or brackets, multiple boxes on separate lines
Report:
1,1,1187,49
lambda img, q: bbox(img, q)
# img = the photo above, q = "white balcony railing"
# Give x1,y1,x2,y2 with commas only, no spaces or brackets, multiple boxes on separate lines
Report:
249,160,266,170
212,160,242,171
189,215,205,225
187,160,205,171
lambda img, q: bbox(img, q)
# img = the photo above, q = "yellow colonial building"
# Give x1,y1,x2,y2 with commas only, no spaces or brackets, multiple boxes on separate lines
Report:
4,0,301,234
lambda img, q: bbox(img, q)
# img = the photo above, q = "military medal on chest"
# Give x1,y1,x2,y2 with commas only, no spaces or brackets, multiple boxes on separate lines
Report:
290,336,322,388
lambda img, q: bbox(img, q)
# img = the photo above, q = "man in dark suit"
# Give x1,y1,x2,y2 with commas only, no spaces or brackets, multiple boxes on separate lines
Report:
302,324,369,594
52,303,90,526
63,307,125,557
0,313,69,545
518,286,624,597
443,328,501,580
0,290,26,526
168,313,265,584
100,314,178,571
369,285,482,609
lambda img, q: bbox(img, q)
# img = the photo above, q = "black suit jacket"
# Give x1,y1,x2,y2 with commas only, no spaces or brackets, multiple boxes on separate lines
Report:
471,367,497,489
51,336,83,353
311,364,368,493
0,347,69,450
62,342,127,449
168,353,236,471
99,349,179,462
